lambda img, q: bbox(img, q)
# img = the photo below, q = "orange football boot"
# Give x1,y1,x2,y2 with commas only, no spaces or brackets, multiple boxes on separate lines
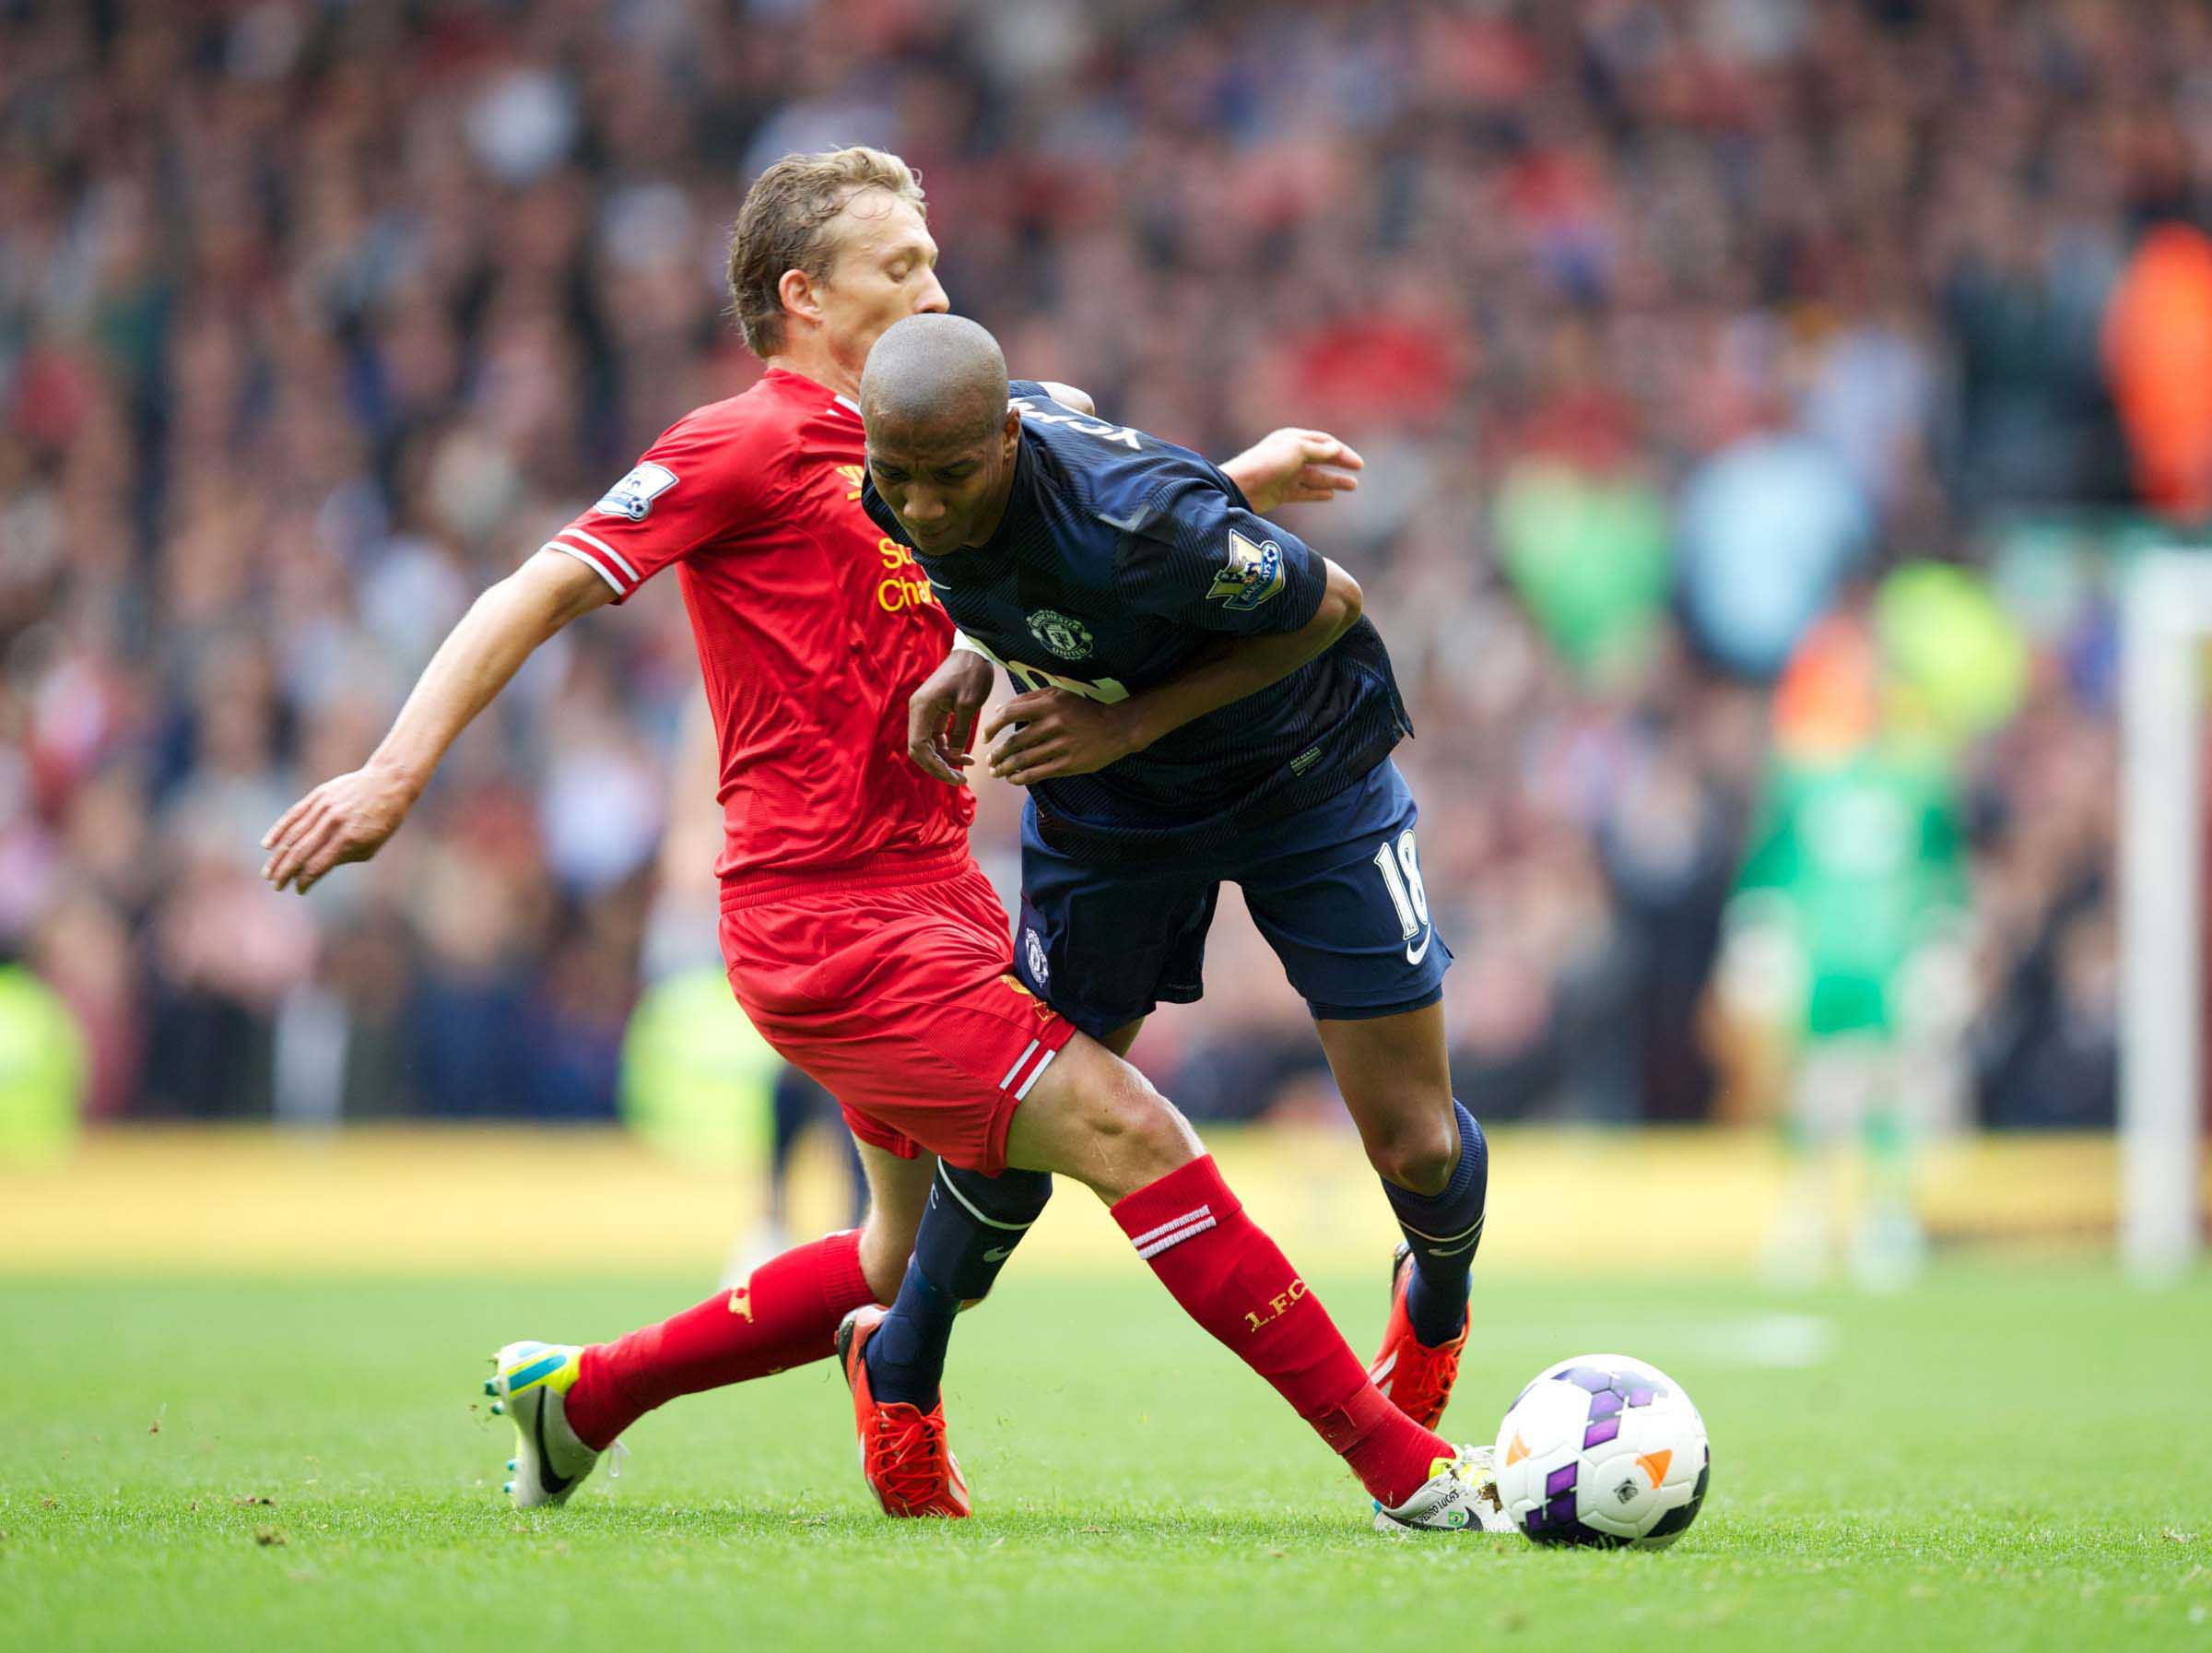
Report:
1366,1244,1468,1433
835,1306,971,1518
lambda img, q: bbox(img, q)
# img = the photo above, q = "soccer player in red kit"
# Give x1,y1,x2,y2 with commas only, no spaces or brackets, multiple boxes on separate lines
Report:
261,147,1501,1532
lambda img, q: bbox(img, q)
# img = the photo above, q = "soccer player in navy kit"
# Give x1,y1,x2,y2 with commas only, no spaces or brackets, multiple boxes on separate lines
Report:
845,313,1490,1454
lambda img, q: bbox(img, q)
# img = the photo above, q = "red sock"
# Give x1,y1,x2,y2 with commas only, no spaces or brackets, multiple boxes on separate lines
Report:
1111,1156,1451,1508
562,1229,877,1450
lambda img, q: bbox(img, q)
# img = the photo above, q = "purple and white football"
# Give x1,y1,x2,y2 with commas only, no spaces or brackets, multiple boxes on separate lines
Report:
1492,1353,1711,1548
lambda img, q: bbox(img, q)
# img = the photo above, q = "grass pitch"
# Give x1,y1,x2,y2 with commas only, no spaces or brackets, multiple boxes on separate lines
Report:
2,1265,2206,1652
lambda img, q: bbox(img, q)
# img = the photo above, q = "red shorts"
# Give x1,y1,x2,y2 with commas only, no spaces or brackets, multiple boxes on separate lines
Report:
718,848,1077,1175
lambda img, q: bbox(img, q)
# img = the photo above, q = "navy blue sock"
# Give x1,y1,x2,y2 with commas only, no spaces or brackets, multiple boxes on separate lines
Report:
1379,1102,1487,1347
863,1257,962,1410
865,1163,1053,1409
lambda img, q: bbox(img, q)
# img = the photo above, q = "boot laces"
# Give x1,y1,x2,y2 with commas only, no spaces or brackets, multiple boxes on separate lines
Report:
1397,1337,1463,1425
870,1407,953,1510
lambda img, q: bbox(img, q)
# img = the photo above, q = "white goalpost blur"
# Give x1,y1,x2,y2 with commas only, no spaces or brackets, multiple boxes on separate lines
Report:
2120,551,2211,1281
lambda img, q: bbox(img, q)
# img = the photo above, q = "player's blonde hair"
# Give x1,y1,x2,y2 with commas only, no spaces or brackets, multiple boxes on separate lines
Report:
727,147,927,358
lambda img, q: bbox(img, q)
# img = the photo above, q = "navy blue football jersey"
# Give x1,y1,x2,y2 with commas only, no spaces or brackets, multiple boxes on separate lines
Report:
860,382,1411,862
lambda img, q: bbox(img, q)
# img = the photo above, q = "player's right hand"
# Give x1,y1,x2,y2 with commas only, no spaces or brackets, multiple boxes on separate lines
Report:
1221,428,1364,514
260,764,416,894
907,649,994,785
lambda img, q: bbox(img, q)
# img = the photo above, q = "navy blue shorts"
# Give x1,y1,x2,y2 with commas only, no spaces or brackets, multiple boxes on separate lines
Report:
1013,759,1452,1037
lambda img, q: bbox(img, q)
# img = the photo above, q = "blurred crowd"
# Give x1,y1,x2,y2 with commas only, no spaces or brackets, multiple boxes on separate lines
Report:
6,0,2202,1134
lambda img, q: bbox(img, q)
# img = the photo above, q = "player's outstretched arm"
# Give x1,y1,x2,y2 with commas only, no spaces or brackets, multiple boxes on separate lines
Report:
1218,429,1364,514
982,558,1365,787
261,549,614,893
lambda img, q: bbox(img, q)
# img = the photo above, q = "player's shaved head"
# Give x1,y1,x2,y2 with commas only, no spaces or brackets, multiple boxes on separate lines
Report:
860,313,1009,446
862,314,1023,557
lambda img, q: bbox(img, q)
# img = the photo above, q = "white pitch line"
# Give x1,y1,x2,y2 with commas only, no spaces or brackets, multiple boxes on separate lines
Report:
1507,1314,1839,1371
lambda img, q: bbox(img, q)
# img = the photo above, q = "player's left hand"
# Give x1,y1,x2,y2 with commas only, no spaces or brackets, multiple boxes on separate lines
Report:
982,689,1147,785
259,763,417,895
907,649,996,785
1221,428,1365,514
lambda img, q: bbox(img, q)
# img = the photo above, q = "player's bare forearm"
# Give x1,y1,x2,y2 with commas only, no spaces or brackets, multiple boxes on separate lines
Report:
982,560,1363,785
1119,559,1363,750
368,552,609,790
261,550,611,893
1218,430,1364,514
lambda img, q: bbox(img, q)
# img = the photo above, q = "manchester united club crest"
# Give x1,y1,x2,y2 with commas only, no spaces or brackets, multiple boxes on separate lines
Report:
1027,608,1094,661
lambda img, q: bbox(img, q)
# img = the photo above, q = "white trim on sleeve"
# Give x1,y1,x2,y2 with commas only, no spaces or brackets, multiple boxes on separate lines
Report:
559,526,640,583
543,539,625,596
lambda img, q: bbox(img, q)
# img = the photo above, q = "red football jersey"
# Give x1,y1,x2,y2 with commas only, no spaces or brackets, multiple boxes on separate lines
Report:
544,367,973,887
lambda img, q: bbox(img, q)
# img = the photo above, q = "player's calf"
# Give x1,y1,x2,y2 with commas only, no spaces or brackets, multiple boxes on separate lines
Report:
1373,1100,1488,1350
557,1228,880,1448
1361,1104,1487,1433
865,1162,1053,1409
1005,1035,1466,1516
1317,1008,1487,1339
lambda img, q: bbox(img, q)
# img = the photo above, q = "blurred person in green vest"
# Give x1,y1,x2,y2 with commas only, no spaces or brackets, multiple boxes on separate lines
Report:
0,959,88,1162
1714,573,2019,1289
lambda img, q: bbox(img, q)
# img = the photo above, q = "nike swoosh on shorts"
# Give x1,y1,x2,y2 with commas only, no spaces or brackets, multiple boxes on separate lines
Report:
1406,927,1433,966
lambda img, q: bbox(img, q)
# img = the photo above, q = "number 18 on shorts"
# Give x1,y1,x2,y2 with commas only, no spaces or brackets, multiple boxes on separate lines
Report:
1013,759,1453,1035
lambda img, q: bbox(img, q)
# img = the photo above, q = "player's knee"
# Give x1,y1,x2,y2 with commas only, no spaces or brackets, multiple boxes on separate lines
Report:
1088,1071,1198,1188
1366,1112,1459,1197
1013,1037,1201,1198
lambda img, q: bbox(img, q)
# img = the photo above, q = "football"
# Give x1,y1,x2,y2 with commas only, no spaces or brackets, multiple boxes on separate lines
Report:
1492,1353,1711,1548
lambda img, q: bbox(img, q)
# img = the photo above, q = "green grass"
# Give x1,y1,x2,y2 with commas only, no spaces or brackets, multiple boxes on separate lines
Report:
2,1266,2206,1652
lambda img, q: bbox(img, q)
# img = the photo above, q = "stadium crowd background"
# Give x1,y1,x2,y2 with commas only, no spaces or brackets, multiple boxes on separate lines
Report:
5,0,2206,1138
